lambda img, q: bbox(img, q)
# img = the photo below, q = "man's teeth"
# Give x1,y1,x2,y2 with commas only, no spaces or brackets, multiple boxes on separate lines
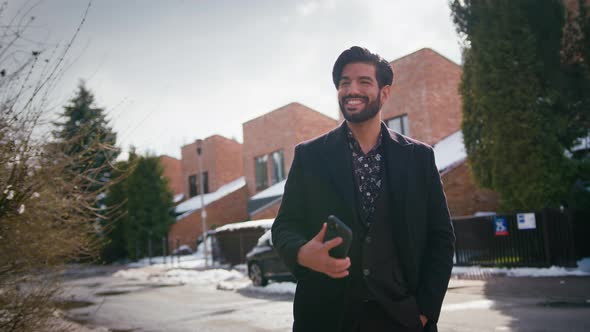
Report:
346,99,364,105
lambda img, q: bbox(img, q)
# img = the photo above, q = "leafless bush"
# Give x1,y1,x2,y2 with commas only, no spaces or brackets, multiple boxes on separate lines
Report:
0,1,118,331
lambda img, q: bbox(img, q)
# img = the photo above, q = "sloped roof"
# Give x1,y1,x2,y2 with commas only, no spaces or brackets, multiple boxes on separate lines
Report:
433,130,467,174
175,177,246,220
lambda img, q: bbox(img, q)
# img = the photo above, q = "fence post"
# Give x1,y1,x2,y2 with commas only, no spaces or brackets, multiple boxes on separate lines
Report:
163,236,167,265
541,209,552,267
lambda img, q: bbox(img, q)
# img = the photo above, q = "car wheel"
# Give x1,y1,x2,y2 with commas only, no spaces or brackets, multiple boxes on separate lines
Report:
249,262,268,287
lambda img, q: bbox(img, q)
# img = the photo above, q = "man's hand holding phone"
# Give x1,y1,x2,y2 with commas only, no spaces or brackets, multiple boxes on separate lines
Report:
296,222,351,279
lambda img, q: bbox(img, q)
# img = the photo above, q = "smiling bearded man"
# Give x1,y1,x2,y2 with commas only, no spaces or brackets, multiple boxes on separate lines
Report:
272,46,455,332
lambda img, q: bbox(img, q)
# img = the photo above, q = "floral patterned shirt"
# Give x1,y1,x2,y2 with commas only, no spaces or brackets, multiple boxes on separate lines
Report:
346,126,384,224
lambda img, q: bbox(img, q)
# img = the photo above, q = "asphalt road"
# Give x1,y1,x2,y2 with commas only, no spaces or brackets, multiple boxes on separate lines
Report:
60,267,590,332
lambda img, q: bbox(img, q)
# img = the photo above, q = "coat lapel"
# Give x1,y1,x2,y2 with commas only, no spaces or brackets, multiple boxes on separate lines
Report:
320,122,359,227
382,123,418,290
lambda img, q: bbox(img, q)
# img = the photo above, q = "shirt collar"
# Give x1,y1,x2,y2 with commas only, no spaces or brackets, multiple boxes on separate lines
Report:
345,124,384,156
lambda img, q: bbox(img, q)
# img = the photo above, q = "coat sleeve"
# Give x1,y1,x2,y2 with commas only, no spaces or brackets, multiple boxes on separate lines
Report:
271,144,312,280
416,146,456,323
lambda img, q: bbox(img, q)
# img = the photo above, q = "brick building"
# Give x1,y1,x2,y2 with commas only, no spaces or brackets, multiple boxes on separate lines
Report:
242,102,338,219
180,135,244,198
166,48,507,252
335,48,499,216
159,155,183,197
168,135,248,251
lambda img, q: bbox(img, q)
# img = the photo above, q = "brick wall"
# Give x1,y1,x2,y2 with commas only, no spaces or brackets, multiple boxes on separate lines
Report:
382,48,463,146
442,162,501,217
243,102,337,196
168,185,249,251
181,135,243,198
250,199,281,220
159,155,183,195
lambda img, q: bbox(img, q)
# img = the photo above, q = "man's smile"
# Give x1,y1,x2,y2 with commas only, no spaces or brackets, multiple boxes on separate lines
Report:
343,96,368,109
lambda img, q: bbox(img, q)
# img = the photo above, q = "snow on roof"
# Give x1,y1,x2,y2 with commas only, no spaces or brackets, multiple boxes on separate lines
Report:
257,230,272,246
571,135,589,152
251,179,286,200
173,193,184,203
175,177,246,220
433,131,467,173
214,218,274,233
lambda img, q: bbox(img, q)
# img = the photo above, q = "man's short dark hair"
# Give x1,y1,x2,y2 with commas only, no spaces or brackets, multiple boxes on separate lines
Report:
332,46,394,89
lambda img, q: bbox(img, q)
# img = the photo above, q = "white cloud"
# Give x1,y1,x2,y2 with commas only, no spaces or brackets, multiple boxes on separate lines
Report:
296,1,321,16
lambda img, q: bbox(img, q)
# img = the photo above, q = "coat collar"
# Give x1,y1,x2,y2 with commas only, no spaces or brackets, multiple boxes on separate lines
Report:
320,121,412,226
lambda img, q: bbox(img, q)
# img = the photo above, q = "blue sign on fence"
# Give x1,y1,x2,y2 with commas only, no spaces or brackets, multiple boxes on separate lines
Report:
494,216,509,236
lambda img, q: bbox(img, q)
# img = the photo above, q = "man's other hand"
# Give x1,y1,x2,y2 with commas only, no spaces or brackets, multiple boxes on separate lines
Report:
296,223,351,278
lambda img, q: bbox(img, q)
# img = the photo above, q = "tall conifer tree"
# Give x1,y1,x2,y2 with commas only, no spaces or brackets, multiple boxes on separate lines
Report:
450,0,586,211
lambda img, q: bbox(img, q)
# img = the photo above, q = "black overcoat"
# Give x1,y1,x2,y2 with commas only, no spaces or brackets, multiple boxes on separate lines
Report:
271,122,455,332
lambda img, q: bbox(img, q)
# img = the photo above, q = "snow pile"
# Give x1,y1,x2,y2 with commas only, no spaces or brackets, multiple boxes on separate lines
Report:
433,131,467,173
114,267,246,287
250,180,286,200
175,177,246,220
214,219,274,233
127,254,209,269
244,282,296,294
578,257,590,273
128,237,215,269
452,261,590,277
159,269,245,285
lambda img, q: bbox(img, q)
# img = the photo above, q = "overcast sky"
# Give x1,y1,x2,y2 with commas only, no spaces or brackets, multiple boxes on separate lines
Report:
8,0,462,159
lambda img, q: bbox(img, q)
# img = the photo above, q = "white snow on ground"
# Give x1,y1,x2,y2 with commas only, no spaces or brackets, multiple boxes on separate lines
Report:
250,179,287,200
452,258,590,277
113,267,244,286
175,177,246,220
128,240,213,269
114,257,590,297
442,299,495,311
433,130,467,172
214,218,274,233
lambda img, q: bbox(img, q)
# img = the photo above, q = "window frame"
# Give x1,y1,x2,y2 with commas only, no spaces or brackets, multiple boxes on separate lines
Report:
386,114,410,136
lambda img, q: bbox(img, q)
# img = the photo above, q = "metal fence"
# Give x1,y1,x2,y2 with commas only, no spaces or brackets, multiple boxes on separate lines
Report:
453,209,578,267
213,227,268,265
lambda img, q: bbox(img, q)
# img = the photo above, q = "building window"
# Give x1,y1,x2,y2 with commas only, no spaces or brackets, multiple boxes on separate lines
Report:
255,155,268,190
188,172,209,198
270,150,285,185
202,172,209,194
188,175,197,198
386,114,410,136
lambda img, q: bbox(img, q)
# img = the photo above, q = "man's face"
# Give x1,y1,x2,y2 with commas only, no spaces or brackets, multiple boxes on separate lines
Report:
337,62,388,123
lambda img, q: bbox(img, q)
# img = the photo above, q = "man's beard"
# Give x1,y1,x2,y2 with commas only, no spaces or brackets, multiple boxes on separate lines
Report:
339,94,382,123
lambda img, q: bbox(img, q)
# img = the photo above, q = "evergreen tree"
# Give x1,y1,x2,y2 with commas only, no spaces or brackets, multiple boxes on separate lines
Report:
101,159,130,262
53,81,120,198
450,0,586,211
125,154,174,260
102,151,174,262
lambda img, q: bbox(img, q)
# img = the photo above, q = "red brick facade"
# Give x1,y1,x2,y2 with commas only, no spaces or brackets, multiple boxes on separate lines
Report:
442,162,501,217
181,135,243,198
167,185,249,251
381,48,463,145
242,102,338,196
159,155,183,195
168,48,503,250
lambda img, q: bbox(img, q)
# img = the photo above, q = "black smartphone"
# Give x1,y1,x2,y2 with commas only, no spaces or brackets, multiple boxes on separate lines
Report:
323,215,353,259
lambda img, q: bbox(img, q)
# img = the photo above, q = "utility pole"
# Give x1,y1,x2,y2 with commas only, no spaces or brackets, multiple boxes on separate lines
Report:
197,140,209,268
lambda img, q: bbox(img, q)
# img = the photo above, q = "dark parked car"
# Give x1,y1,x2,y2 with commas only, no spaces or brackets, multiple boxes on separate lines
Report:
246,230,295,286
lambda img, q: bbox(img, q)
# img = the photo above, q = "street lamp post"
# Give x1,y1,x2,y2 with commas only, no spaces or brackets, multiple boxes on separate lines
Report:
197,140,209,268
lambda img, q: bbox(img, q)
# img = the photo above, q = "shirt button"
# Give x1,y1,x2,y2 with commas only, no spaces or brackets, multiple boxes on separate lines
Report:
366,236,372,243
363,269,370,277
